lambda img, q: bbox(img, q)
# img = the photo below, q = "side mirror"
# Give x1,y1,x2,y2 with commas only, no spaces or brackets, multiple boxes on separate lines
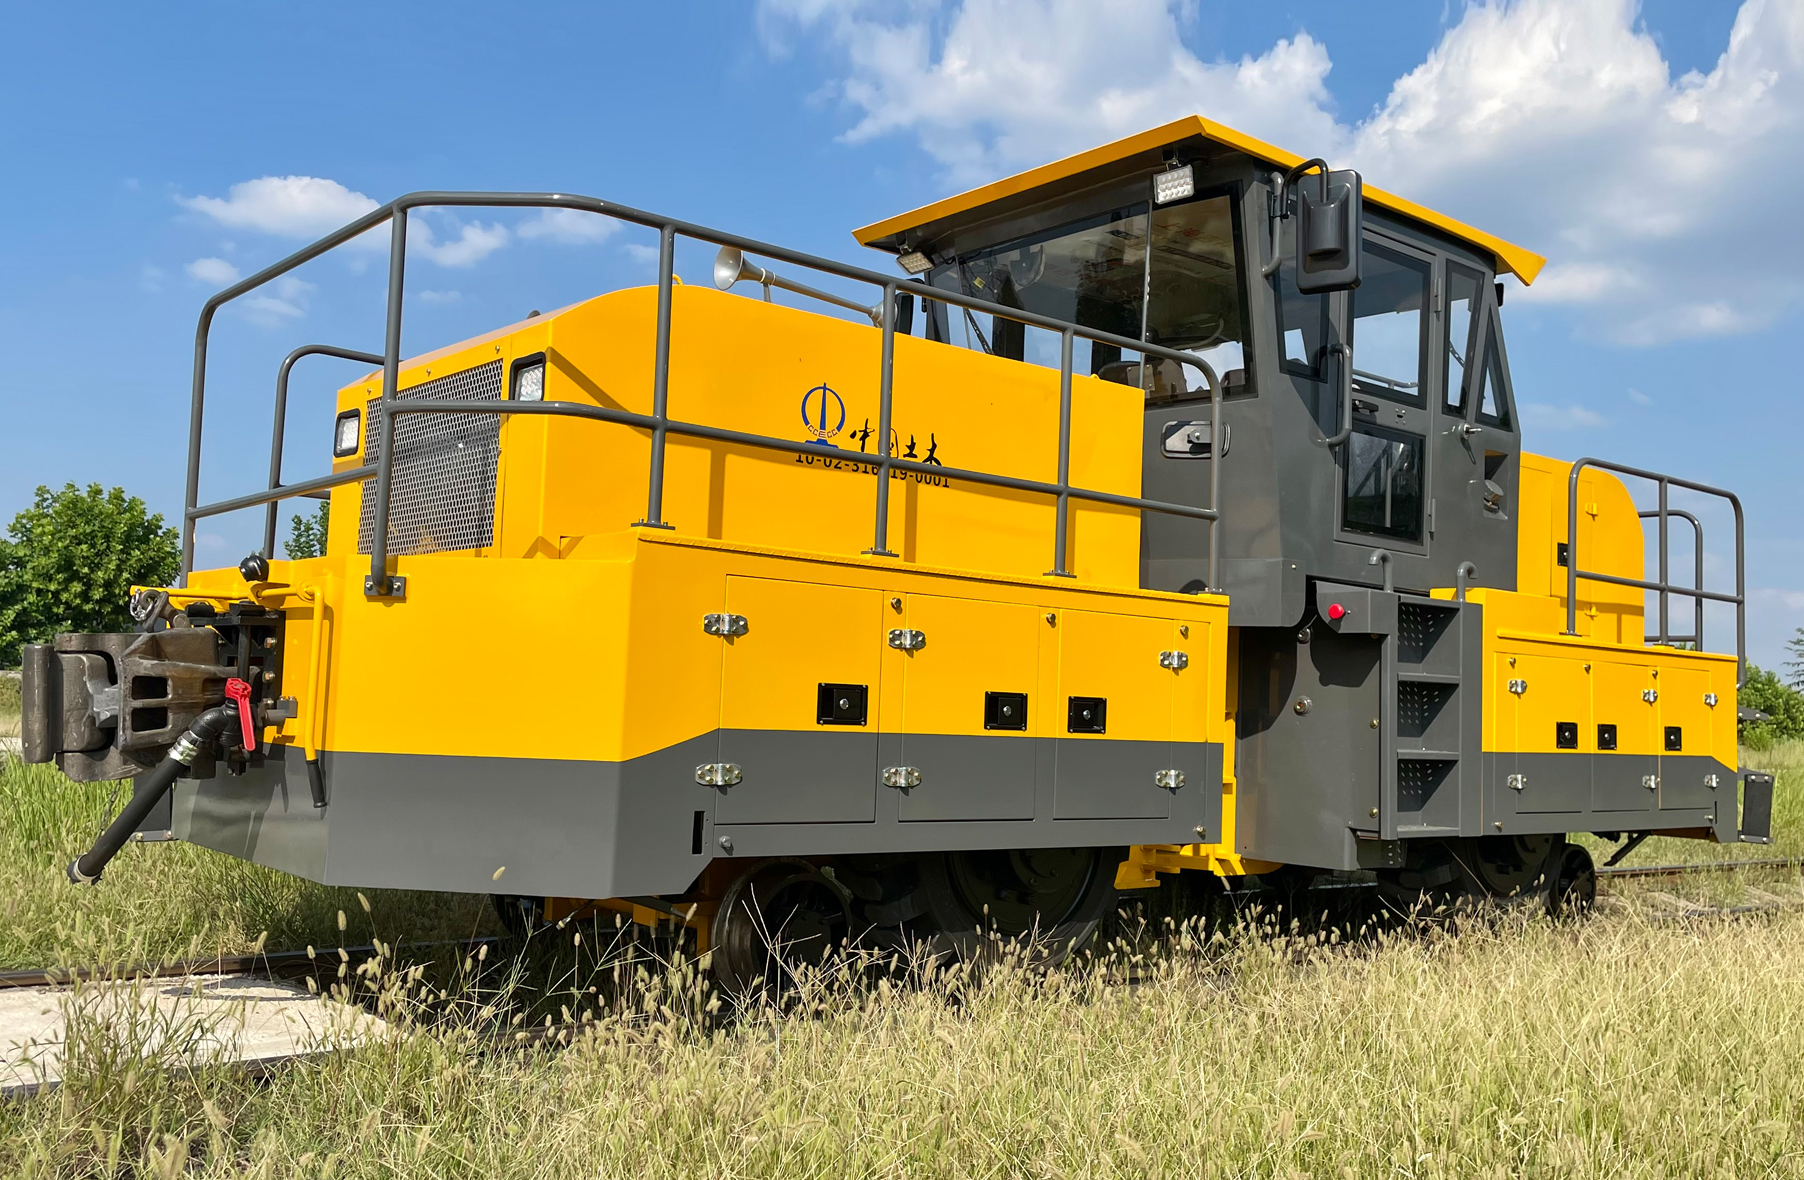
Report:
1293,168,1363,293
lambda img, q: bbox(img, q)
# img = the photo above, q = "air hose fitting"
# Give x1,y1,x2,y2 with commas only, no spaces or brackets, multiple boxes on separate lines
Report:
66,702,239,885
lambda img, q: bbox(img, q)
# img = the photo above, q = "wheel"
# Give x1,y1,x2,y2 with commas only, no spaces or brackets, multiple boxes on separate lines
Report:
909,847,1127,963
1546,842,1596,916
709,860,853,993
1377,836,1563,914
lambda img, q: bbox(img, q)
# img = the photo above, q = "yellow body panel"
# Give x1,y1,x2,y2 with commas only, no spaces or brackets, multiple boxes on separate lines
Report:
852,115,1546,285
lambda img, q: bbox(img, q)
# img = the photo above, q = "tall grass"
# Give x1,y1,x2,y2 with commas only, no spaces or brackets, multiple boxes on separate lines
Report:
7,904,1804,1176
0,758,494,971
2,743,1802,1176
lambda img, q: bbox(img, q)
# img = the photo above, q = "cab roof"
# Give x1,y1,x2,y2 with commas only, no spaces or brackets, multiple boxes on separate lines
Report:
853,115,1545,285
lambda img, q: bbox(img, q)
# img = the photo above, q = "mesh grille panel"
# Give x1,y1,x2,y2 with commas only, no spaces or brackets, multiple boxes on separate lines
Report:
357,360,504,556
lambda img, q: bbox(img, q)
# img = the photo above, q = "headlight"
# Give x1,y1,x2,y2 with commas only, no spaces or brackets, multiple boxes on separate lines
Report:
332,409,361,457
1152,163,1195,205
513,359,545,402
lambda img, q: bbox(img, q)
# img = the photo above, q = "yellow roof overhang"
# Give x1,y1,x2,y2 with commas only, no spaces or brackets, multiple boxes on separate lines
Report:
853,116,1545,285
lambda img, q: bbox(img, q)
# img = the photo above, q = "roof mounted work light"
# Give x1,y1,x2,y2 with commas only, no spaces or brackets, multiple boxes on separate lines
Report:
1152,164,1195,205
895,250,933,275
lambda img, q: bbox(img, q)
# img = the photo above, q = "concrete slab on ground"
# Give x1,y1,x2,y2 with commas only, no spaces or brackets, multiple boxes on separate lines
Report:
1,973,384,1097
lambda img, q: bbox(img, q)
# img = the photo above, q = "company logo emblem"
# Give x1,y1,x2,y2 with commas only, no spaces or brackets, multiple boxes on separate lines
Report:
801,382,846,446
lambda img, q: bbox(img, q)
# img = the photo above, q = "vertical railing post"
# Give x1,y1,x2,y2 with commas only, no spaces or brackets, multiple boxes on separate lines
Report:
635,224,678,530
181,308,219,585
1692,517,1705,651
1656,477,1670,643
365,208,408,597
1564,461,1582,636
1046,328,1075,578
1732,495,1747,687
864,280,899,556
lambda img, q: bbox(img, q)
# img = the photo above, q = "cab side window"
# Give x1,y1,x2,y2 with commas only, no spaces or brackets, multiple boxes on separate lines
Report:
1443,263,1482,415
1474,302,1512,428
1350,242,1428,404
1274,220,1330,378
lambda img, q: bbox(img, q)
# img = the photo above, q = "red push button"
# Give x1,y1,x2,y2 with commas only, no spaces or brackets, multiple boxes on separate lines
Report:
1327,603,1347,621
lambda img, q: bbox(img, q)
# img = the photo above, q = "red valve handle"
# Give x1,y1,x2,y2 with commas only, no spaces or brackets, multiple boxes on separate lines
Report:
1327,603,1347,621
224,678,256,753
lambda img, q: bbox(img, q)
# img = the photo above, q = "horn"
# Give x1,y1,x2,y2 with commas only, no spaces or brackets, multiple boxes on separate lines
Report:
712,244,884,324
713,246,770,293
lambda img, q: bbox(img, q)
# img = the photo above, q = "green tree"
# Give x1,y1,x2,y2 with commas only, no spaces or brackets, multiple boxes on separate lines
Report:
284,501,330,560
1786,626,1804,689
1738,663,1804,750
0,483,179,667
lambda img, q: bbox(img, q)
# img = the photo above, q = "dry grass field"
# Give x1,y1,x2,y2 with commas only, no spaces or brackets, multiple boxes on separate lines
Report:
0,739,1801,1177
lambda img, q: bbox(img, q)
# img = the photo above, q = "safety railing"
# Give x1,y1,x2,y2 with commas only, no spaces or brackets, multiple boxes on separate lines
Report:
1564,458,1744,686
180,192,1224,599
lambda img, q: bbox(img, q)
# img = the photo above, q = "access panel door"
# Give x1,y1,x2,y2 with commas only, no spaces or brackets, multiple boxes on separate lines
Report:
717,577,883,824
1052,609,1176,820
1592,661,1659,813
896,594,1044,822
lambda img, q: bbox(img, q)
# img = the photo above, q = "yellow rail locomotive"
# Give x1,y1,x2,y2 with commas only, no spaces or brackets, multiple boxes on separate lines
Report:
21,116,1760,981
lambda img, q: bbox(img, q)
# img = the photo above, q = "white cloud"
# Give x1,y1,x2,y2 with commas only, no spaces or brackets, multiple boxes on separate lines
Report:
179,176,380,237
139,264,165,293
1521,402,1608,430
410,220,509,267
417,289,462,304
1627,387,1653,406
185,256,241,286
517,208,618,244
242,276,315,324
764,0,1804,346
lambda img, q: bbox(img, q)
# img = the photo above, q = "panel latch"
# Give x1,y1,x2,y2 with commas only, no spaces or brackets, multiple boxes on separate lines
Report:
703,613,748,637
696,763,742,786
1507,773,1527,791
1507,679,1527,695
1704,692,1719,707
1642,688,1659,703
1705,774,1720,790
1154,768,1186,791
887,629,927,651
1158,650,1189,670
1642,774,1659,790
882,766,922,789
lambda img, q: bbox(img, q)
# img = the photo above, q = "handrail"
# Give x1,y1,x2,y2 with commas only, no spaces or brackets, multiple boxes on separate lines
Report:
182,191,1225,599
1564,458,1744,686
1639,507,1704,648
263,345,384,559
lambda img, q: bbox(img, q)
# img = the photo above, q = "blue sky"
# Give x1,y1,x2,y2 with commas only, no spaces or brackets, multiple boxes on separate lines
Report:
0,0,1795,670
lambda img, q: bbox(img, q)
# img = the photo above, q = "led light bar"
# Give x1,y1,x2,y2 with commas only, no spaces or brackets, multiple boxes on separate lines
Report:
1152,164,1195,205
896,250,933,275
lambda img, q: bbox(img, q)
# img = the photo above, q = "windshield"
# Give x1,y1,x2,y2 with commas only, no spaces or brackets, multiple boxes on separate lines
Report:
926,192,1247,396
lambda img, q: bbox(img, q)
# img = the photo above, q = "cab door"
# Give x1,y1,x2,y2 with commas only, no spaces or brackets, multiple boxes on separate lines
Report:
1428,265,1520,587
1337,235,1434,556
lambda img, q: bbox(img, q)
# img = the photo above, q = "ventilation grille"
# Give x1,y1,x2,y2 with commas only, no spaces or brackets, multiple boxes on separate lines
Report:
357,360,504,557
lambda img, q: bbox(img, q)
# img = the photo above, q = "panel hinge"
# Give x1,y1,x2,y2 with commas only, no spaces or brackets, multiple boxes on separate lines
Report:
1507,679,1527,695
1158,650,1189,670
1507,773,1527,791
887,629,927,651
696,763,742,786
1154,768,1186,791
702,613,748,637
882,766,922,789
1642,774,1659,790
1643,689,1659,703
